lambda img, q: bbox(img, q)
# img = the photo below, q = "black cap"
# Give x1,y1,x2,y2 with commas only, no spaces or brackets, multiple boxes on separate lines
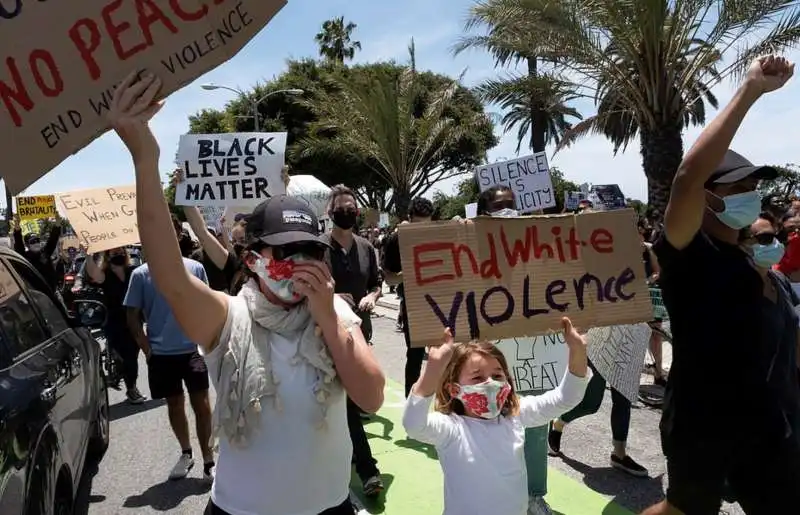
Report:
245,195,329,248
707,150,778,185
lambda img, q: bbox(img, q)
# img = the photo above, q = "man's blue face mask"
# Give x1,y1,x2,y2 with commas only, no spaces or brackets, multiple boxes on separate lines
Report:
708,190,762,230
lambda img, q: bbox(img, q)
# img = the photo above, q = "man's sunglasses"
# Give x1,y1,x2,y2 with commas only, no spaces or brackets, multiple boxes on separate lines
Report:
753,232,777,246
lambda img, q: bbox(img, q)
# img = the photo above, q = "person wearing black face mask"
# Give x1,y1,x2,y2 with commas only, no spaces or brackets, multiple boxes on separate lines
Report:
320,184,384,498
12,213,62,293
84,245,145,404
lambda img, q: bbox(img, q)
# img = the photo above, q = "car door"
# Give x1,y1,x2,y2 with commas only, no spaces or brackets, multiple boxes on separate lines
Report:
4,257,88,477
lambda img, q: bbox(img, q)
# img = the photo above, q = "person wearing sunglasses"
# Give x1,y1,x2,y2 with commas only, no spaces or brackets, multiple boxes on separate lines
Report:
108,71,385,515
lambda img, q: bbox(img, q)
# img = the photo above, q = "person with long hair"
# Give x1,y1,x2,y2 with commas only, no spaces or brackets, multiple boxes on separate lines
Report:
84,245,145,403
109,71,385,515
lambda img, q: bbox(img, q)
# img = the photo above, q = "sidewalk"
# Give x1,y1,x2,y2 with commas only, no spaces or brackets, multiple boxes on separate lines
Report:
349,380,634,515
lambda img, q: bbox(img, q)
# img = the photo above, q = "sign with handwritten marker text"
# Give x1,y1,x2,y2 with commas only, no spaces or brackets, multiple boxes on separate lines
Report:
398,210,652,347
175,133,287,206
496,334,568,394
56,185,139,253
475,153,555,212
17,195,57,220
0,0,287,195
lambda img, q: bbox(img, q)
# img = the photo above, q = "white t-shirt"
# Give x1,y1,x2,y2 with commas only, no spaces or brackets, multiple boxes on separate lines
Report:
204,296,360,515
402,369,590,515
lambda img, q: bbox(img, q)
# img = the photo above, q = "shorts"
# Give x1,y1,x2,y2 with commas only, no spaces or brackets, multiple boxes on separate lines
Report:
147,351,209,400
665,439,800,514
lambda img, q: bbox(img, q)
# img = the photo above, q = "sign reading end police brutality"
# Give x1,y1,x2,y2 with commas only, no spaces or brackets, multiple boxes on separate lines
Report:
0,0,287,195
398,210,653,347
475,152,555,213
175,132,287,207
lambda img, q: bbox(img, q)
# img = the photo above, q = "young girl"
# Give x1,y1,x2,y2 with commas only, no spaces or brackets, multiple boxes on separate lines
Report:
402,318,591,515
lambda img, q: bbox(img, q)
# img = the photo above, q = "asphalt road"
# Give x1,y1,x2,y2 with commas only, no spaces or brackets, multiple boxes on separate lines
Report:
77,307,742,515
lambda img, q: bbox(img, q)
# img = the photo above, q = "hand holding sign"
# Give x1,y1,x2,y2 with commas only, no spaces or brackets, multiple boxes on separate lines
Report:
108,71,164,163
427,328,456,364
561,317,589,379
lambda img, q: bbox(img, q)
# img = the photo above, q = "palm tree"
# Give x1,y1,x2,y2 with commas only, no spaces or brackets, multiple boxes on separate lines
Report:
315,17,362,63
459,0,800,219
475,74,583,153
455,2,582,153
293,41,483,217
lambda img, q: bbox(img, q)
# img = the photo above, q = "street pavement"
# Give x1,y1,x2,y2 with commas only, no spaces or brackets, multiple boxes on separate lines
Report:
76,296,743,515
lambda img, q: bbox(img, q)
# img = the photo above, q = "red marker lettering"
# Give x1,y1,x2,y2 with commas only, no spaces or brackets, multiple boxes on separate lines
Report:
413,242,454,286
590,228,614,253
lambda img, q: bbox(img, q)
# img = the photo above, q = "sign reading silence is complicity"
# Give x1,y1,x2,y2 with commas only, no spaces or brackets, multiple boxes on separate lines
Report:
0,0,287,195
398,210,653,347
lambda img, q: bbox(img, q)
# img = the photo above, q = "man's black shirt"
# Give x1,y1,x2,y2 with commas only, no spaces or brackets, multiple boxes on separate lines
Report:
654,231,800,452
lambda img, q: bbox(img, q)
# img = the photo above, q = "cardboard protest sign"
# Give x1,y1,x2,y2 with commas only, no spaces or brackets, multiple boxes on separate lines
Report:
496,334,568,394
398,210,652,347
17,195,57,220
19,219,39,236
56,185,138,253
175,133,287,206
59,235,82,254
475,153,555,213
0,0,287,195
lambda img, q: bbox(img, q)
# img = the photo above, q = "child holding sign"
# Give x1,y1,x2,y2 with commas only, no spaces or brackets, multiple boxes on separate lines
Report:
402,318,590,515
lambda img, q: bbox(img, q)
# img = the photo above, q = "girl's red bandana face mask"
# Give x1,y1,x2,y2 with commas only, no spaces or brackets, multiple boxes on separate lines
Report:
454,379,511,419
247,252,312,302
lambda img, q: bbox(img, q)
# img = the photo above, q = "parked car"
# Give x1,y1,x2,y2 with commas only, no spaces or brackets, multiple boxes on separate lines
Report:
0,246,109,515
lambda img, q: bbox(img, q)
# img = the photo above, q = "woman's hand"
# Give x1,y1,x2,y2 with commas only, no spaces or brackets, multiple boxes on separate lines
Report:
108,70,164,164
292,261,336,323
561,317,589,378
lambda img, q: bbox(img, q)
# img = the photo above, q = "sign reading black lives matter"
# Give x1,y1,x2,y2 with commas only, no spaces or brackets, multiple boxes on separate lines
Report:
174,132,287,207
475,152,556,213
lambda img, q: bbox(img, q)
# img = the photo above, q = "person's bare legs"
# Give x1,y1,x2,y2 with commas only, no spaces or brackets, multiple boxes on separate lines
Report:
166,394,191,450
649,323,665,381
189,390,214,463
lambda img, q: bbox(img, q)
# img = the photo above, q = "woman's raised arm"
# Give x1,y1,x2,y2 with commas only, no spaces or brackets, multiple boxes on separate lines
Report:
108,71,228,352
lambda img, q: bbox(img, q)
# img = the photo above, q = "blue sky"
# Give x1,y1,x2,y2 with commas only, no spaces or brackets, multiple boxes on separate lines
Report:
11,0,800,205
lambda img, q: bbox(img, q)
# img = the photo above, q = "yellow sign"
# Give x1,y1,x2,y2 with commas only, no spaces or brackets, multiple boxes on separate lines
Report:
19,220,39,236
17,195,56,221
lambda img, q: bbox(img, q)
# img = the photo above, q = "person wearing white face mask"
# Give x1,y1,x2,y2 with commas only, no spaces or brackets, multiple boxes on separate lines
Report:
644,55,800,515
107,71,385,515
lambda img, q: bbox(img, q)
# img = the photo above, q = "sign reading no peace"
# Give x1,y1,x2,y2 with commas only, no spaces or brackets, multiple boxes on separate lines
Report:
397,210,652,347
0,0,287,195
475,153,556,213
175,132,287,207
56,185,138,253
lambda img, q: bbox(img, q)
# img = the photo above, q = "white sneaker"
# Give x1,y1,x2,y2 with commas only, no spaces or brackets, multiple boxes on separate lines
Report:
528,496,554,515
169,453,194,480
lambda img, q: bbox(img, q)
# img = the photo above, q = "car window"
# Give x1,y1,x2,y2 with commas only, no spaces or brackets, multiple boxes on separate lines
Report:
0,260,48,357
8,259,69,336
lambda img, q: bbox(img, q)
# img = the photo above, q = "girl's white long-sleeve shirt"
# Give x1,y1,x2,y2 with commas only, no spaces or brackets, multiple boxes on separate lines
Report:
402,368,591,515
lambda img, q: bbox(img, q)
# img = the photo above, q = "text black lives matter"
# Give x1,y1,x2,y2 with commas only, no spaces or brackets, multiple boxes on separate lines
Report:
36,2,255,151
180,135,276,203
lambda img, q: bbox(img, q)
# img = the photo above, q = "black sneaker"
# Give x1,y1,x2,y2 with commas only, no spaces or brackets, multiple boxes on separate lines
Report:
654,376,667,388
362,475,384,497
610,454,648,477
547,425,562,456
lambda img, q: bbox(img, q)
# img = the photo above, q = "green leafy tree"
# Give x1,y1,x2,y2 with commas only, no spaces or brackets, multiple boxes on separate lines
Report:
163,170,185,222
759,164,800,207
292,42,496,217
315,17,362,63
460,0,800,221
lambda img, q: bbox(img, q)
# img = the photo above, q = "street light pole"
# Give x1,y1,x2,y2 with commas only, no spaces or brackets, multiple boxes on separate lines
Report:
200,84,304,132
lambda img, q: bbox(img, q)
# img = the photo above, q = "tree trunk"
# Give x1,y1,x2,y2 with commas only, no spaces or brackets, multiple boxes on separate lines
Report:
527,57,546,153
640,119,683,223
4,184,12,225
394,189,412,221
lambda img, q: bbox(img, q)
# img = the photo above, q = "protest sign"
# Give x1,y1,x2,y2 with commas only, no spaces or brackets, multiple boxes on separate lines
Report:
364,209,379,227
564,191,587,211
379,213,390,229
496,333,568,394
175,133,287,206
60,235,82,256
56,185,138,253
0,1,287,195
590,185,626,211
475,153,555,213
199,206,225,232
19,219,39,236
464,203,478,219
17,195,57,220
398,209,652,347
586,323,651,403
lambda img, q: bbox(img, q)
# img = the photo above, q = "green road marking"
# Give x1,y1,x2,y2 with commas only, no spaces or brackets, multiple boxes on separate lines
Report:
350,381,634,515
